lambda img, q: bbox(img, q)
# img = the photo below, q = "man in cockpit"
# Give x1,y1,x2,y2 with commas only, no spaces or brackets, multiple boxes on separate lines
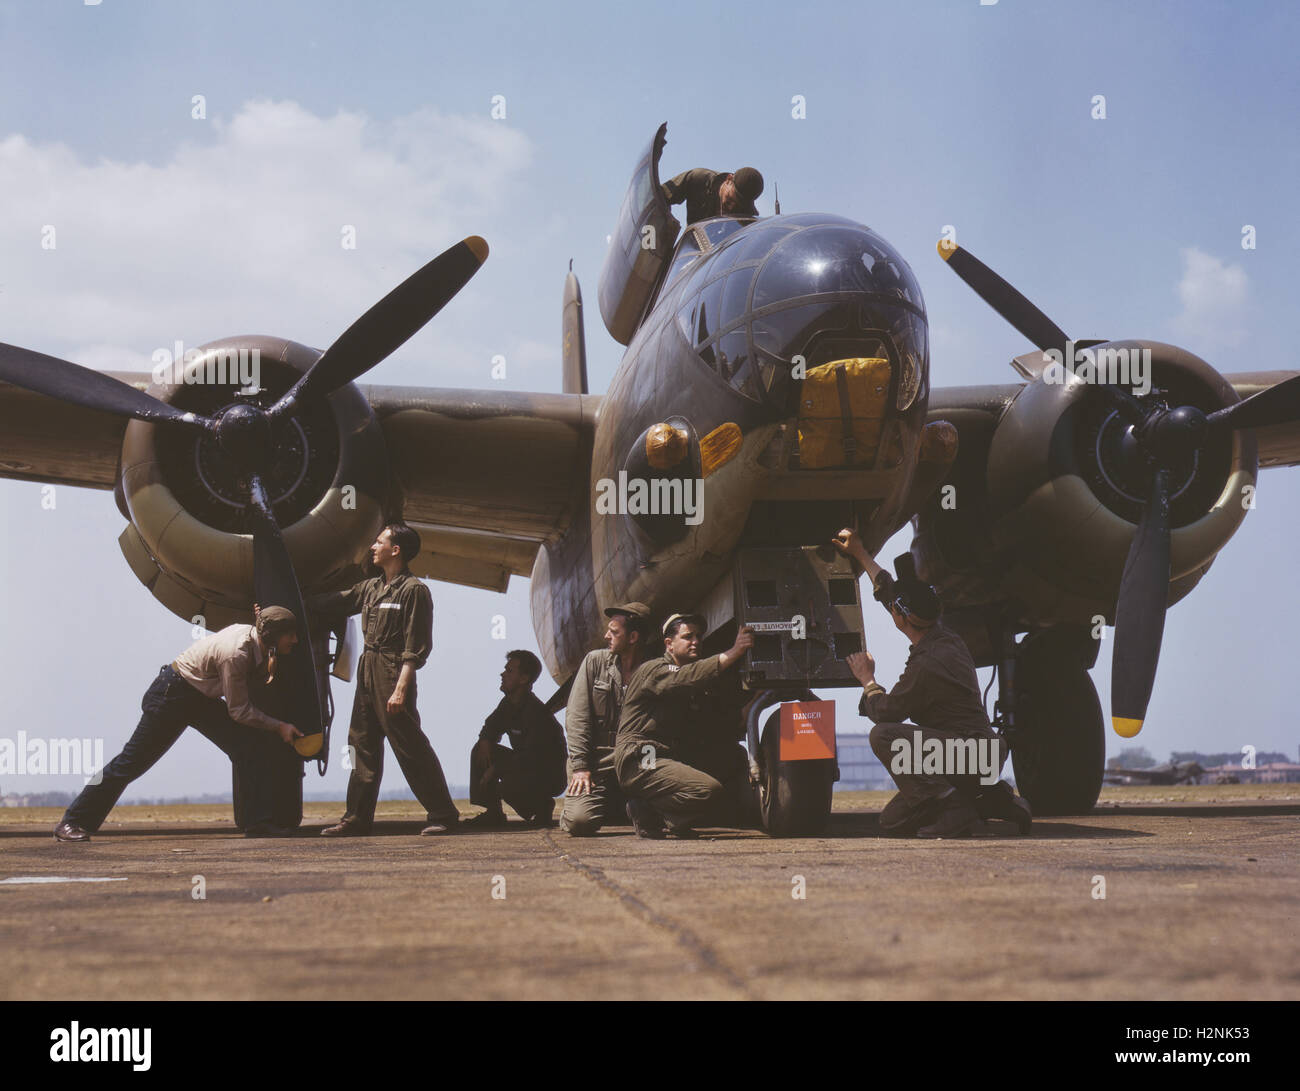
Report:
661,167,764,225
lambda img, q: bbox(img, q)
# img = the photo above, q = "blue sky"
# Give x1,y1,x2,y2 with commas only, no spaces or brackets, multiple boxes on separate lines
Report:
1,0,1297,802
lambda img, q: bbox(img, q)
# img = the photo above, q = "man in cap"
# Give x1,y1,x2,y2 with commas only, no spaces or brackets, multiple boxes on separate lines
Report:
615,613,754,839
560,602,652,837
661,167,764,225
54,605,306,842
309,523,461,837
832,529,1031,838
466,650,567,828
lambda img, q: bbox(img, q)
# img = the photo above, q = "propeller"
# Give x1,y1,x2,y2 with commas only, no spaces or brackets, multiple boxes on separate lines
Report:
0,236,489,753
938,238,1295,736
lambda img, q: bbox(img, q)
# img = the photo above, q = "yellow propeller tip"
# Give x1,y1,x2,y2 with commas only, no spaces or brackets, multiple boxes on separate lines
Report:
937,239,958,261
293,733,324,758
464,236,489,264
1112,717,1144,738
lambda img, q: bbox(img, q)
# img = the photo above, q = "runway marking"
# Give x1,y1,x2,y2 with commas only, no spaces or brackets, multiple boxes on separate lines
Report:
0,876,127,885
541,831,755,999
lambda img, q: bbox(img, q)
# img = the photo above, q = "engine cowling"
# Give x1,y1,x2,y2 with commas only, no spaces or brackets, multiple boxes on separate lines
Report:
116,335,390,630
981,340,1256,625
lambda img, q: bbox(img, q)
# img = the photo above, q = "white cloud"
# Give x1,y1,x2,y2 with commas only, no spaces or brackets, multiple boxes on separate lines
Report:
1170,246,1250,351
0,101,532,378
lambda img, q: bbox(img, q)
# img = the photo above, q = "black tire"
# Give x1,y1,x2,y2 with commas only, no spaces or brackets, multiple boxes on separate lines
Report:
1010,639,1105,816
758,711,835,837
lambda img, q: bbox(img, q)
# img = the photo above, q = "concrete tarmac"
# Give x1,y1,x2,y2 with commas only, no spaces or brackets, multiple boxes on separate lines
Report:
2,790,1297,1001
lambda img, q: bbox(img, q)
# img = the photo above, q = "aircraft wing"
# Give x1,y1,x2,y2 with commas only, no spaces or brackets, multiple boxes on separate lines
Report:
0,375,600,594
360,385,599,591
925,370,1300,469
0,374,134,489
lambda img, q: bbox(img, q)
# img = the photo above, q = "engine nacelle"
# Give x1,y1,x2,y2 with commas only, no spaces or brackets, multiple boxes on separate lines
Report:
116,336,390,630
983,340,1256,626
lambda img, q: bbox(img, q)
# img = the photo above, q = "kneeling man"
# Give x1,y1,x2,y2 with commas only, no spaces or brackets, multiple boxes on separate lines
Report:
615,614,753,839
834,529,1030,838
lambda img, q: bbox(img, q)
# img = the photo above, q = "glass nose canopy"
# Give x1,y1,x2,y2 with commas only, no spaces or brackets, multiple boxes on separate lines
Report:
677,214,928,406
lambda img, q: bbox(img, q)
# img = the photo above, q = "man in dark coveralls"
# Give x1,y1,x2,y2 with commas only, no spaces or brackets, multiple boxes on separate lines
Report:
310,523,461,837
832,528,1031,838
615,614,754,839
466,650,567,828
661,166,764,225
560,602,652,837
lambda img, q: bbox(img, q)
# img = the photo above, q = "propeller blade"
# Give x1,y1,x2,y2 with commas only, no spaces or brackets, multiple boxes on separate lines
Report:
273,236,489,416
1206,372,1300,433
0,342,213,429
936,242,1070,356
1110,467,1172,737
247,475,326,759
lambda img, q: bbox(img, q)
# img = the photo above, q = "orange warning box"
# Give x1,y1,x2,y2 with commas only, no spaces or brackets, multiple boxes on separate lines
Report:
779,700,836,761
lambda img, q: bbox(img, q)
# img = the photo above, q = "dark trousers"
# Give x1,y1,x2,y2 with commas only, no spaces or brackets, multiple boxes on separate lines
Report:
470,743,558,822
615,746,724,834
340,652,458,829
63,666,282,831
869,721,1000,836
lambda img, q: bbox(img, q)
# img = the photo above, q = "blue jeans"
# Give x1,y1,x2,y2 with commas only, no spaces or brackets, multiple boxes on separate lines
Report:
63,665,282,831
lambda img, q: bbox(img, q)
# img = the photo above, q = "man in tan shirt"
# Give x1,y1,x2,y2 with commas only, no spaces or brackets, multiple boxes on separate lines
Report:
54,607,306,842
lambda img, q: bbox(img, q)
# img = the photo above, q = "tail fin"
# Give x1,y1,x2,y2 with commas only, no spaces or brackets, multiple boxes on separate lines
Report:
562,260,588,395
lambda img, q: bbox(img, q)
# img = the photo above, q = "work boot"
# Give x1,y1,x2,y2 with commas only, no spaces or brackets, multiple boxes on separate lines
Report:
462,809,508,830
626,799,666,840
53,821,90,843
975,780,1032,834
917,794,981,839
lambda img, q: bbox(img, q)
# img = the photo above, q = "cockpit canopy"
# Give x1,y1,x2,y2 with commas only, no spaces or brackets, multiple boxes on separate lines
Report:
657,213,929,410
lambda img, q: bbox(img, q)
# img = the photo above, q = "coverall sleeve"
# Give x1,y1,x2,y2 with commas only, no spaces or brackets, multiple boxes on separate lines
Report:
401,582,434,667
307,583,364,619
564,655,597,773
859,655,925,725
661,168,709,207
641,654,722,697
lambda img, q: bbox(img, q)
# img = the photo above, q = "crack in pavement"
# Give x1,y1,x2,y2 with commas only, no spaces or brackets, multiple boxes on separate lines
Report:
541,831,756,999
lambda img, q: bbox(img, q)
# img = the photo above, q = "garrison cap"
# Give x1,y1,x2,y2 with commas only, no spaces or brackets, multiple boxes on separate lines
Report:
662,612,707,638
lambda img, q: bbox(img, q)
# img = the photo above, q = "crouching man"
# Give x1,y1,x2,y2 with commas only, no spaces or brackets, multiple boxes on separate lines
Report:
560,602,651,837
833,529,1031,838
466,651,567,829
614,614,753,839
54,607,306,842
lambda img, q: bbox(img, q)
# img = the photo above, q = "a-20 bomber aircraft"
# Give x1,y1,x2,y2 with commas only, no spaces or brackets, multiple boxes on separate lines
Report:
3,123,1299,835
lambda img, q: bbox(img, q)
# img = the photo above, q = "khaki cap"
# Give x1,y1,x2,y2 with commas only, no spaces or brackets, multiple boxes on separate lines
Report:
604,601,651,619
661,612,706,638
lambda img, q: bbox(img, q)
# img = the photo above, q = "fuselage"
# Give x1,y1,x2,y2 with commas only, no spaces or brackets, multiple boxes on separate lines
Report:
532,212,934,680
